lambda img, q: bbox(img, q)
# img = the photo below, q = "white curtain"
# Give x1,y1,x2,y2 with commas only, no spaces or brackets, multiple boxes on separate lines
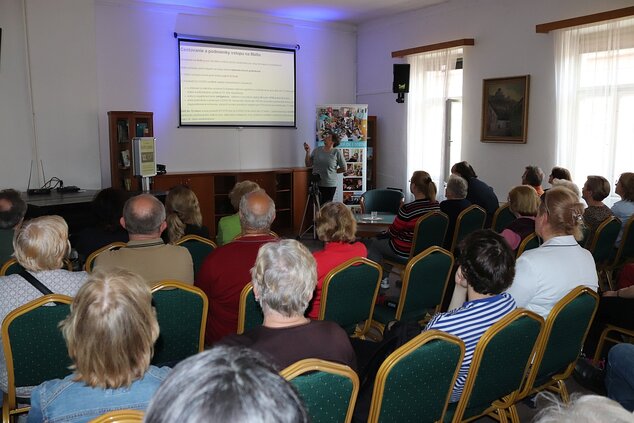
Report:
406,48,463,200
555,17,634,203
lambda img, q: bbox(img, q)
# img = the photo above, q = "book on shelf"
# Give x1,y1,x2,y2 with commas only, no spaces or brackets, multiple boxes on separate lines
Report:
117,120,129,143
120,150,131,168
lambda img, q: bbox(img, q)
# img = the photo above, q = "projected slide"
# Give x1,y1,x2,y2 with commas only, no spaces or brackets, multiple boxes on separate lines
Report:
179,39,296,127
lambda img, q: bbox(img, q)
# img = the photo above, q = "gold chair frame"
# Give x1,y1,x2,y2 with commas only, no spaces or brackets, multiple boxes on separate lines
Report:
594,324,634,366
281,358,360,423
2,294,73,423
84,242,127,272
175,234,217,248
151,280,209,355
88,409,144,423
1,258,73,276
516,233,539,258
367,330,465,423
237,282,256,335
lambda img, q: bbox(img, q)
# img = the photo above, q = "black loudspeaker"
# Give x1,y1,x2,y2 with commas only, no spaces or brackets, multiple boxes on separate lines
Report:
393,64,410,94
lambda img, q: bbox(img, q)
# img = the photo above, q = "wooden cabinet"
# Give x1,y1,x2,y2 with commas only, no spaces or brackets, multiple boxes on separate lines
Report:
108,111,153,192
366,115,377,190
153,168,305,238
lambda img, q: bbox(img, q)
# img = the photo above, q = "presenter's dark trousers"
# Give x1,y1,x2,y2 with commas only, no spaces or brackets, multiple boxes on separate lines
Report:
318,186,336,205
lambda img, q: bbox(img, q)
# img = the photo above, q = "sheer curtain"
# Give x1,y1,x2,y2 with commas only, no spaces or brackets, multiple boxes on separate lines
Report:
406,48,463,200
555,17,634,203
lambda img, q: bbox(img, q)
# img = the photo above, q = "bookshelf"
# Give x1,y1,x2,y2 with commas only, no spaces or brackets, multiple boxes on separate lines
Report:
107,111,153,192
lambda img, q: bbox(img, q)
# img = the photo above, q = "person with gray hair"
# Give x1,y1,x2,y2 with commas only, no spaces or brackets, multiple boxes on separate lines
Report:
144,346,309,423
94,194,193,286
196,190,278,345
533,393,634,423
222,239,356,371
0,189,27,264
440,175,471,249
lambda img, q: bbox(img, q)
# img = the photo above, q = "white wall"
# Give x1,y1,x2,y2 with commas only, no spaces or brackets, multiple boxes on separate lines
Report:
357,0,633,199
0,0,357,190
0,0,100,190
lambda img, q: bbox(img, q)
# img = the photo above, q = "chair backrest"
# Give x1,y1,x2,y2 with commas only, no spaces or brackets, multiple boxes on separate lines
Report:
237,282,263,334
150,281,208,366
175,234,217,277
360,189,405,214
84,242,127,272
516,232,540,258
1,258,74,276
450,205,487,254
396,247,454,322
521,286,599,397
88,409,144,423
2,295,73,421
367,330,464,423
281,359,359,423
587,216,621,265
449,309,543,422
409,211,449,259
491,203,516,232
612,216,634,267
319,257,382,336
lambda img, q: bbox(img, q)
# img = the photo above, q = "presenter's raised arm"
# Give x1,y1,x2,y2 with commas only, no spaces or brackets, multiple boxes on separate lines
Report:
303,142,313,167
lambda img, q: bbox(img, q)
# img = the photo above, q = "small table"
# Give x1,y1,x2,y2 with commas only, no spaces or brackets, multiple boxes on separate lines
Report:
355,213,396,238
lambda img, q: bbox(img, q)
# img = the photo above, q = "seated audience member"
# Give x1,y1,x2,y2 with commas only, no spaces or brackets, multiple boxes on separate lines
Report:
196,190,277,345
440,174,471,249
522,165,545,197
451,161,499,227
425,229,516,402
94,194,193,285
72,188,129,261
533,394,634,423
307,202,367,319
548,166,572,185
163,185,209,244
606,343,634,413
222,239,357,371
612,172,634,245
27,269,169,423
506,187,598,318
500,185,539,252
552,178,581,199
0,215,87,399
365,170,439,288
0,189,27,264
144,346,308,423
216,180,260,246
582,175,614,246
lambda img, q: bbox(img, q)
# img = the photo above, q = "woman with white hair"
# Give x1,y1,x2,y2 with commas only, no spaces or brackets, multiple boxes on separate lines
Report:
0,215,88,400
222,239,356,371
27,269,169,422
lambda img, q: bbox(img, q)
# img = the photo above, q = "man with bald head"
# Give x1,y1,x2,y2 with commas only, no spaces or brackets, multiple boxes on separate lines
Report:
94,194,193,285
196,189,277,345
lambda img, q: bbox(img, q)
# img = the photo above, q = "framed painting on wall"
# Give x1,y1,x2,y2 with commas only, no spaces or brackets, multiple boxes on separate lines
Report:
481,75,530,143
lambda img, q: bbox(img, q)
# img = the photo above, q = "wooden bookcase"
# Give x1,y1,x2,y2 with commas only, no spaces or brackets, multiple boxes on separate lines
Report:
152,168,307,239
107,111,153,192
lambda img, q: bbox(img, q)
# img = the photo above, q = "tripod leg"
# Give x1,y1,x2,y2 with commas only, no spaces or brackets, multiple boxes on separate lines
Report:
297,193,313,239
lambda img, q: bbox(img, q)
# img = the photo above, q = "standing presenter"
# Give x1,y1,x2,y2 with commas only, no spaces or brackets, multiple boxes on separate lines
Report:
303,130,346,204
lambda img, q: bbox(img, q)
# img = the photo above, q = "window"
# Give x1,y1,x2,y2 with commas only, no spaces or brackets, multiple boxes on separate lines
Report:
406,48,463,199
555,17,634,204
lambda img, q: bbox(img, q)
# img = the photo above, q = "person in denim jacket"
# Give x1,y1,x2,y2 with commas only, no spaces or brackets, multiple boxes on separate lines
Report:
27,269,170,423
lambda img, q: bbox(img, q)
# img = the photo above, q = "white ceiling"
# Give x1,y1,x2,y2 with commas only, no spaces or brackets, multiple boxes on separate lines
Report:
148,0,447,24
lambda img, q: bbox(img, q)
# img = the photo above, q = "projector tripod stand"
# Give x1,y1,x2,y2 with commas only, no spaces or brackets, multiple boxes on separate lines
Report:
297,179,321,240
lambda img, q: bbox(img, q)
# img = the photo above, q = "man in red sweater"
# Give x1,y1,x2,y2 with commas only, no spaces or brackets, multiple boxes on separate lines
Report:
196,190,277,345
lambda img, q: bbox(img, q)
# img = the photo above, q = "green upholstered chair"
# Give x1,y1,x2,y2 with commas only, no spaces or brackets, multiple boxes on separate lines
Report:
444,309,543,423
175,235,217,277
2,295,73,423
519,286,599,403
516,232,540,258
449,205,486,255
237,282,263,334
319,257,382,338
604,216,634,290
594,324,634,366
360,189,404,214
151,281,208,367
383,211,449,275
83,242,127,272
367,330,464,423
584,217,621,290
281,359,359,423
372,247,453,334
491,203,516,232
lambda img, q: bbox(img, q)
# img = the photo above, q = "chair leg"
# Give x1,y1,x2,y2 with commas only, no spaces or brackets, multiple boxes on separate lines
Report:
557,380,570,403
594,326,611,365
507,405,520,423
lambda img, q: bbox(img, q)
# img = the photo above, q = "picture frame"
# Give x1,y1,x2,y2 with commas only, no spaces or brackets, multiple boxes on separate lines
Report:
481,75,530,143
